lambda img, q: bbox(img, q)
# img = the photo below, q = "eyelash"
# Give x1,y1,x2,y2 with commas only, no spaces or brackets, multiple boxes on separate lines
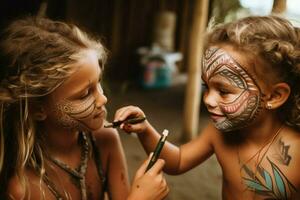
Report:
79,90,90,99
79,81,103,99
218,88,230,95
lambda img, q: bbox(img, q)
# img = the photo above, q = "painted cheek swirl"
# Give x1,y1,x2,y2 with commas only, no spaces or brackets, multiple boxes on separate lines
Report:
62,95,96,119
203,47,263,132
55,95,96,130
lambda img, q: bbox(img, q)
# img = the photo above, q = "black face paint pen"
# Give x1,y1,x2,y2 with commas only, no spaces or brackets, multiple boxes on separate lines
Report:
146,129,169,171
104,116,146,128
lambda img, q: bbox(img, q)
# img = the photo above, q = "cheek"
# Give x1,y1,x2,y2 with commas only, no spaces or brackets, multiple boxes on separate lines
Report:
52,102,82,129
52,96,96,129
63,96,96,120
220,90,261,120
220,91,250,115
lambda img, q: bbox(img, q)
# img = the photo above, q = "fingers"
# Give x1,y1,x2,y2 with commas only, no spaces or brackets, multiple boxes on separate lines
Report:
160,177,170,197
134,153,153,179
114,106,145,122
131,156,169,200
146,159,165,175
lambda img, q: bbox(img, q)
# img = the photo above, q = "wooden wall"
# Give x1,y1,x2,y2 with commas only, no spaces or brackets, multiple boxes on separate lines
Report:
58,0,197,81
1,0,201,81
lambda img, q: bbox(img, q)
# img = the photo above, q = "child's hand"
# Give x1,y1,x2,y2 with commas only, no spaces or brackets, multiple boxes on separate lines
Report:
114,106,149,134
128,153,169,200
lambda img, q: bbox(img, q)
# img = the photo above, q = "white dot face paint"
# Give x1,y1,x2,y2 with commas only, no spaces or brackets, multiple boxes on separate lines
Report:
202,47,263,132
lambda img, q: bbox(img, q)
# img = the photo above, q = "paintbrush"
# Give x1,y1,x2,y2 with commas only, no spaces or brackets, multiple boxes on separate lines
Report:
104,116,146,128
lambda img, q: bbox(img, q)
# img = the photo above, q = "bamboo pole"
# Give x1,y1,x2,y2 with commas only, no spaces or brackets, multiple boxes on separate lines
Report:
182,0,209,141
178,0,190,72
272,0,287,14
37,1,48,17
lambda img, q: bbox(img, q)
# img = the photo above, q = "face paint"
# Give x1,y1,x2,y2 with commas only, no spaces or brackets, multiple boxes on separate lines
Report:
202,47,263,132
53,94,97,130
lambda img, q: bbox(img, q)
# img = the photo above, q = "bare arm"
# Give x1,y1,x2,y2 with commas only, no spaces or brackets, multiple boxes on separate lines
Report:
114,106,215,175
94,128,130,200
177,123,215,173
136,122,181,174
6,176,26,200
7,171,46,200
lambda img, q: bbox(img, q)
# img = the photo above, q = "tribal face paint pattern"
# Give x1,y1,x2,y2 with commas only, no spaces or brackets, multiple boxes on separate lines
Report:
202,47,262,132
54,94,97,130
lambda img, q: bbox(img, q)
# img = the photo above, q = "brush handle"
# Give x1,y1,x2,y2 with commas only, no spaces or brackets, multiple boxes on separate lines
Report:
104,116,146,128
145,131,168,171
125,116,146,124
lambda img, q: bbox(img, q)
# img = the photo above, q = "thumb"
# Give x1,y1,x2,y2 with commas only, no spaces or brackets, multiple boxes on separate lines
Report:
147,159,165,174
134,152,153,179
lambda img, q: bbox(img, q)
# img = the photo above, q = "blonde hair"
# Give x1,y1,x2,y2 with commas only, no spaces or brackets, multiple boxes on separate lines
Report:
205,15,300,130
0,17,107,197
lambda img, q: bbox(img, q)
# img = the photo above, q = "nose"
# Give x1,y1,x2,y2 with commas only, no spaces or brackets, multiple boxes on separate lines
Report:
95,84,107,108
203,90,218,109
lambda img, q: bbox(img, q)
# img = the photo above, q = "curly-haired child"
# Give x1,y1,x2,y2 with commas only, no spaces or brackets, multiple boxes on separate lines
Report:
114,15,300,199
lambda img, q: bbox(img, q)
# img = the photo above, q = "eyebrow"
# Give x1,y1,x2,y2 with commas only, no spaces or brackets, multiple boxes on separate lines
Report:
71,80,92,97
73,70,103,96
209,77,233,87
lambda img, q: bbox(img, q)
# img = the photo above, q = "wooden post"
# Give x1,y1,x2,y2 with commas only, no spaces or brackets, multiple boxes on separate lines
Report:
178,0,190,72
37,1,48,17
182,0,209,141
272,0,287,14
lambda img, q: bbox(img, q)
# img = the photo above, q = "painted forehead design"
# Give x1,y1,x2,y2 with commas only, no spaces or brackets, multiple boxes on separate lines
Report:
202,47,260,92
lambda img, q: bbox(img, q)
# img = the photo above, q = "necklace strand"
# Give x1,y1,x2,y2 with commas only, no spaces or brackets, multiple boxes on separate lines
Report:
237,124,284,199
238,125,283,167
44,132,89,200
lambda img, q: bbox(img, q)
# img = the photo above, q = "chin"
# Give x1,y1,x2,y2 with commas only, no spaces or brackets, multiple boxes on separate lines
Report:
91,119,105,130
80,118,104,132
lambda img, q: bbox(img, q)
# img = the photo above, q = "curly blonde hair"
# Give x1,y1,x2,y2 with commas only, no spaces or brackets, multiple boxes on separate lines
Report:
204,15,300,131
0,17,107,197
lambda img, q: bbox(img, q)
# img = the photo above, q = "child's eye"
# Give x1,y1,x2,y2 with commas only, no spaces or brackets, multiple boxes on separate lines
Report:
219,88,230,96
79,90,90,99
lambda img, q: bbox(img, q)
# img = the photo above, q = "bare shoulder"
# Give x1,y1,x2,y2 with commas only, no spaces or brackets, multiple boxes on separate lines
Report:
92,128,121,155
280,126,300,161
199,122,224,146
186,122,223,156
282,126,300,142
6,175,26,200
270,126,300,188
6,170,43,200
91,127,122,150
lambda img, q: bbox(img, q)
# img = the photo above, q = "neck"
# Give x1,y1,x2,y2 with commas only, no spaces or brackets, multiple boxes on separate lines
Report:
240,114,283,147
43,127,80,155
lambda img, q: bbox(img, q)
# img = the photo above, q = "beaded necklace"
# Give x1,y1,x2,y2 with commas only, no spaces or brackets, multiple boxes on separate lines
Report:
43,132,89,200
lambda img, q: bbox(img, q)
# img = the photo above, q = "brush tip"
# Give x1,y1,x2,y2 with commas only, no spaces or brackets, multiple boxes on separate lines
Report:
162,129,169,137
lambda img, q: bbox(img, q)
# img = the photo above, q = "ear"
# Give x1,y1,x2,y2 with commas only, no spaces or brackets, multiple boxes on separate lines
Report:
265,82,291,110
30,104,47,121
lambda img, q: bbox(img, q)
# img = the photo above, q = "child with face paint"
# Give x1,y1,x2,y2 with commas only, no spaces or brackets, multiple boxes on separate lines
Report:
114,15,300,199
0,17,169,200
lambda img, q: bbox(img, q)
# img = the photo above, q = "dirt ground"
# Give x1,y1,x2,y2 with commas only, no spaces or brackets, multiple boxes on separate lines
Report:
105,81,222,200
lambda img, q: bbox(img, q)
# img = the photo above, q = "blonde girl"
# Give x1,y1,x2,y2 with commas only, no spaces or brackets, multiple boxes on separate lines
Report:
0,17,168,200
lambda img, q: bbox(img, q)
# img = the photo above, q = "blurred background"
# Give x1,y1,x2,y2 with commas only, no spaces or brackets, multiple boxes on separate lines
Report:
1,0,299,199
